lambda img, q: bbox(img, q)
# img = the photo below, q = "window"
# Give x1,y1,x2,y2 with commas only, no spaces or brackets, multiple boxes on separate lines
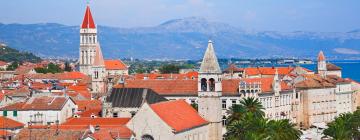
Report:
231,100,236,107
190,99,196,104
222,100,227,109
13,111,17,117
209,78,215,91
113,112,118,118
222,116,227,126
3,111,7,116
201,78,207,91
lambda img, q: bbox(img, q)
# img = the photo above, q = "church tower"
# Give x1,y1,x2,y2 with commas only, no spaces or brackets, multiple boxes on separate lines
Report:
272,68,281,96
198,40,222,140
317,51,327,77
79,5,98,76
91,44,106,95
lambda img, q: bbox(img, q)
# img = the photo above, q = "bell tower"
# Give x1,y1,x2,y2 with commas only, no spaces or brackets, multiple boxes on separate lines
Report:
91,44,106,95
79,5,97,76
198,40,222,140
317,51,327,77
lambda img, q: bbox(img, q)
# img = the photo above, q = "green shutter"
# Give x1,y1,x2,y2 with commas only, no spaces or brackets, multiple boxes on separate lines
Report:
13,111,17,117
3,110,7,116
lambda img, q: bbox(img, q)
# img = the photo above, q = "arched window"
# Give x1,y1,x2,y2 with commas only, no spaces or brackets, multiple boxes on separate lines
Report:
201,78,207,91
209,78,215,91
142,135,154,140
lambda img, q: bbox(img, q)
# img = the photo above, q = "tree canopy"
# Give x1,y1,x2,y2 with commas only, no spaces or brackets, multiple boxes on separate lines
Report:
225,97,302,140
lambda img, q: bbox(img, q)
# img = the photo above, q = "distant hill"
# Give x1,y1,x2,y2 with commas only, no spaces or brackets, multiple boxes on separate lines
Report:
0,17,360,60
0,43,41,63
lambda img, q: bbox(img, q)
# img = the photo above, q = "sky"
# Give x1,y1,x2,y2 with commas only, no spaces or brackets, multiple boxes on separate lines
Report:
0,0,359,32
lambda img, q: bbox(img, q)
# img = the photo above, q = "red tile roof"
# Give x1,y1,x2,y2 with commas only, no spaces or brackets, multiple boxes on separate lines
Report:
327,63,342,71
0,60,7,66
150,100,208,132
222,77,291,94
0,116,25,129
121,77,291,96
0,130,13,137
61,117,130,127
295,74,337,89
28,72,89,80
74,99,102,111
133,72,198,80
123,79,198,95
244,67,293,76
104,60,127,70
223,64,244,73
81,6,96,29
0,97,70,111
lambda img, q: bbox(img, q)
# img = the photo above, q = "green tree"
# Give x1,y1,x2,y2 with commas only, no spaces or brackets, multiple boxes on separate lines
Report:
34,63,63,74
225,97,301,140
6,61,19,71
159,64,180,74
322,108,360,140
266,119,302,140
190,103,198,111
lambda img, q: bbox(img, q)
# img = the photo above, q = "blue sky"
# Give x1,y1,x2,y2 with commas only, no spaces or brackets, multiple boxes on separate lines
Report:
0,0,359,32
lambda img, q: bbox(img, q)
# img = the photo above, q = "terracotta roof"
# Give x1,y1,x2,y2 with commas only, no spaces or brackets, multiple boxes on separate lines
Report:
0,96,70,111
0,60,7,66
150,100,208,132
26,72,89,81
123,79,198,95
223,64,243,73
0,130,13,137
295,74,336,89
93,44,105,66
318,51,326,61
0,116,25,129
133,72,198,80
81,6,96,29
244,67,293,76
122,77,291,96
61,117,130,127
222,78,291,95
326,63,342,71
104,60,127,70
16,128,86,140
15,66,34,75
74,99,102,111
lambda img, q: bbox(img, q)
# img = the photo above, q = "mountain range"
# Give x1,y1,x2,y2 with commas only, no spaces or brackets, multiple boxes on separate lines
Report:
0,17,359,60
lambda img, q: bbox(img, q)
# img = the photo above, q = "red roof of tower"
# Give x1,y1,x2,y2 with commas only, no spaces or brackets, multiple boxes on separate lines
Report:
318,51,326,61
81,6,96,29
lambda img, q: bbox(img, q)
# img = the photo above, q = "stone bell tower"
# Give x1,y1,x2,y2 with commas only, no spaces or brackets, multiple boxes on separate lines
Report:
79,5,98,76
198,40,222,140
317,51,327,77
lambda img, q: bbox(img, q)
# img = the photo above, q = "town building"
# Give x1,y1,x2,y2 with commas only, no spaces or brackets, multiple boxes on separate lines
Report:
126,100,209,140
102,88,168,118
0,96,77,126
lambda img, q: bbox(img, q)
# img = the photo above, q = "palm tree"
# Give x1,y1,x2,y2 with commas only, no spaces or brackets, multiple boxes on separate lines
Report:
227,97,265,123
324,113,354,140
239,97,265,118
225,97,301,140
266,119,302,140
